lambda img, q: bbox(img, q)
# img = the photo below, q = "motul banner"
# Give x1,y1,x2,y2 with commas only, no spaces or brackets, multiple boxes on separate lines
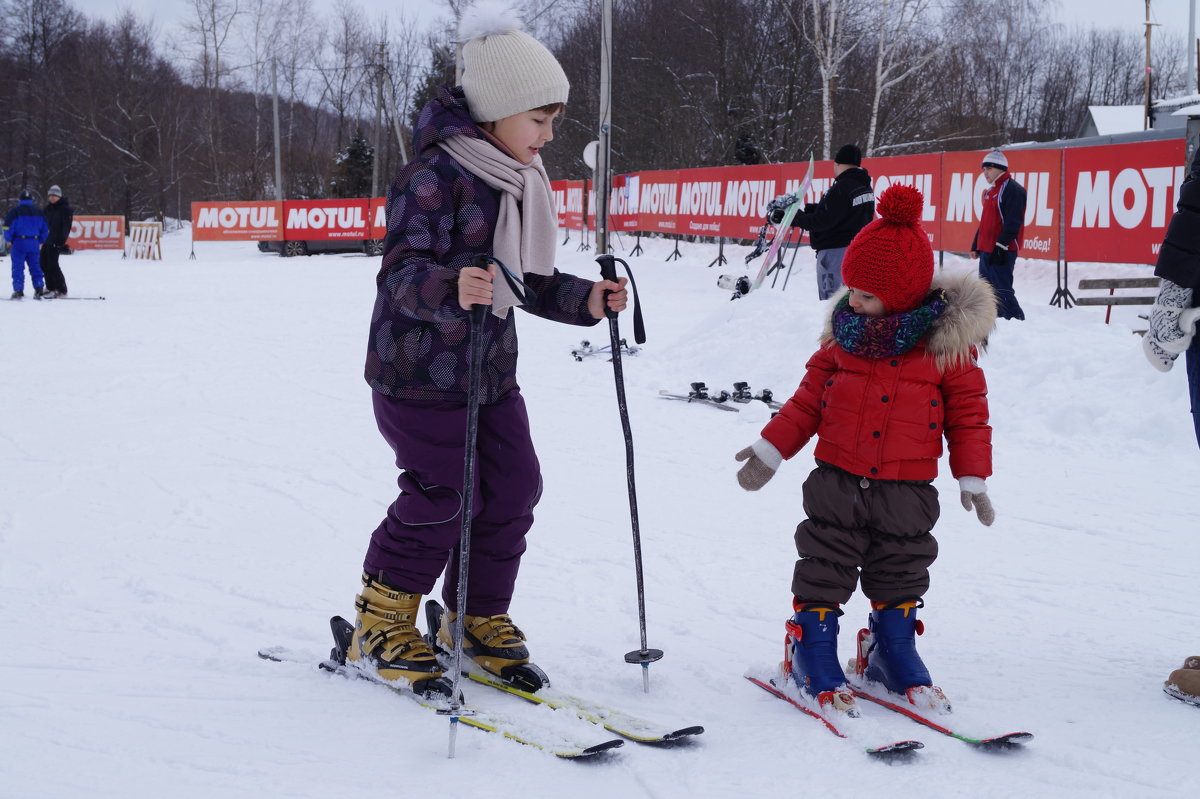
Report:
369,198,387,239
192,201,283,241
67,215,125,250
283,199,374,241
870,154,944,250
940,149,1061,258
563,180,586,230
1064,139,1186,263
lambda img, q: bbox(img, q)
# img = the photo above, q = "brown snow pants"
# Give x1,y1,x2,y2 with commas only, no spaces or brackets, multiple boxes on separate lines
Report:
791,460,940,605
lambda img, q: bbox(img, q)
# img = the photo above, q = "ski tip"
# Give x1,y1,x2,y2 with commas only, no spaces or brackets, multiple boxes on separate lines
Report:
867,740,924,755
562,739,625,758
974,732,1034,746
257,647,287,662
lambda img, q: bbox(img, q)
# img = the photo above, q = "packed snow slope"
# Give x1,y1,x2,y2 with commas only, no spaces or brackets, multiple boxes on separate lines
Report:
2,230,1197,798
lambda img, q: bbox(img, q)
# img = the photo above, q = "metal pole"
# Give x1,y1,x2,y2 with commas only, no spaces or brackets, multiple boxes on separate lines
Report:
372,41,384,199
1190,0,1197,93
272,59,283,202
1144,0,1153,131
595,0,613,255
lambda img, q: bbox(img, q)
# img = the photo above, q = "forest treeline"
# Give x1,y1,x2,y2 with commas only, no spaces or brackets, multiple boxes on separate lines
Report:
519,0,1194,179
0,0,1191,219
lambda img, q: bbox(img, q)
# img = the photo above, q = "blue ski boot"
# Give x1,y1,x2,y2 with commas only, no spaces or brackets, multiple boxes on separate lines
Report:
854,599,950,712
784,602,858,716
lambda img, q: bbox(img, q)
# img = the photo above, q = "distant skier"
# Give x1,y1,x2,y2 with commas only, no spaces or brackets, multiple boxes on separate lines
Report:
346,1,628,696
4,189,49,299
771,144,875,300
40,185,73,298
734,185,997,717
971,149,1026,320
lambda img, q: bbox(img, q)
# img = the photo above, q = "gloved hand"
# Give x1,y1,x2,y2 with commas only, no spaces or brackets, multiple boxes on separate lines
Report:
1147,279,1199,354
735,438,783,491
990,242,1009,260
958,476,994,526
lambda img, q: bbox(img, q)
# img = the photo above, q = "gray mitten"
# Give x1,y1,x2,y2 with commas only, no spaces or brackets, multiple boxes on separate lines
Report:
1148,279,1197,354
958,476,995,526
735,439,783,491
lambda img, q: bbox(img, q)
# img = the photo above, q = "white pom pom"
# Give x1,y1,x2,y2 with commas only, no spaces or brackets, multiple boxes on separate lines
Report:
459,0,525,41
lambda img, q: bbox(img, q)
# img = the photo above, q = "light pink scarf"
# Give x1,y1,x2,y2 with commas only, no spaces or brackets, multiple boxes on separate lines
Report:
438,135,558,317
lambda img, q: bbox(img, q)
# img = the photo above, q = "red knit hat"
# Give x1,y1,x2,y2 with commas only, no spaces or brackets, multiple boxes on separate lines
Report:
840,184,934,313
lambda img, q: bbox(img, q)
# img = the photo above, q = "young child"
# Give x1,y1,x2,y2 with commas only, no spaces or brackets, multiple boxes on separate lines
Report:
735,184,996,715
349,1,627,697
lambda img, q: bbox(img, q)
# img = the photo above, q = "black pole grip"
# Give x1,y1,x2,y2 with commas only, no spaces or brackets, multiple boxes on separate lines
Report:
596,253,618,320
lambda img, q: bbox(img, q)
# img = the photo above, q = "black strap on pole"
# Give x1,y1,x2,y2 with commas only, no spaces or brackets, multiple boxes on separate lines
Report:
595,254,659,692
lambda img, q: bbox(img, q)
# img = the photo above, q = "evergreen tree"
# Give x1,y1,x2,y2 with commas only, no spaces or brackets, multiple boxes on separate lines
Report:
330,129,374,198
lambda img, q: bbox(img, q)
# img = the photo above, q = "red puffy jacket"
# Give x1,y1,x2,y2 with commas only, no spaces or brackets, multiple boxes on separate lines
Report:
762,273,995,481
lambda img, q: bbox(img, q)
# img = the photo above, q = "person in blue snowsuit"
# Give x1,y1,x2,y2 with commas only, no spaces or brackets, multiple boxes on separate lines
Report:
5,190,49,299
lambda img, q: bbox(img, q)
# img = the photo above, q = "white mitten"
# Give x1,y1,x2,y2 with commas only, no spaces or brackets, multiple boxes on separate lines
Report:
958,476,995,526
1143,332,1181,372
1148,280,1197,354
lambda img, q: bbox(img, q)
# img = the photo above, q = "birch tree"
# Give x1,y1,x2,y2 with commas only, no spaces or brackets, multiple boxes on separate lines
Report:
790,0,869,159
864,0,939,155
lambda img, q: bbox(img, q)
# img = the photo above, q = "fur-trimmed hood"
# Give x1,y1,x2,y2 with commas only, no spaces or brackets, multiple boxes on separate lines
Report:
819,271,997,370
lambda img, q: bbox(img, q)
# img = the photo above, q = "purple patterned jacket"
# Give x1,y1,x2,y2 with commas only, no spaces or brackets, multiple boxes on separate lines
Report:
365,86,600,404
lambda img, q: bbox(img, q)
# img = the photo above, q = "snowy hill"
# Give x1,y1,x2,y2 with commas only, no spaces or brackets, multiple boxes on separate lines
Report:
2,230,1197,798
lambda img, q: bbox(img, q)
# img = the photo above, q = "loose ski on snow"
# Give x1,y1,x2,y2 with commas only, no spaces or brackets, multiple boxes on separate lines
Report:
658,382,739,412
730,381,782,410
258,617,624,759
424,600,702,745
571,337,640,361
848,678,1033,747
745,673,923,755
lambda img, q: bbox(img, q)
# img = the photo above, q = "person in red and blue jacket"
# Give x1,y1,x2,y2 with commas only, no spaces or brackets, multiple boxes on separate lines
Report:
4,189,48,299
971,149,1026,320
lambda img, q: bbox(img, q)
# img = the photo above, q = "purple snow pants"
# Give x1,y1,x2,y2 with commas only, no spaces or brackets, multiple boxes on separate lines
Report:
362,389,543,616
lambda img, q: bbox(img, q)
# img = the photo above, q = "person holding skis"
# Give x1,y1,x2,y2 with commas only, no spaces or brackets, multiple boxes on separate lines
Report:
4,189,49,299
735,184,996,717
770,144,874,300
971,149,1026,320
346,1,627,697
40,185,73,298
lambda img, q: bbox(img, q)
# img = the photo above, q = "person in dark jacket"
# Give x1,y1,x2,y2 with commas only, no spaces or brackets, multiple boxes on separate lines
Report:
345,3,628,698
40,185,72,298
774,144,875,300
1143,151,1200,447
971,149,1027,320
4,190,48,299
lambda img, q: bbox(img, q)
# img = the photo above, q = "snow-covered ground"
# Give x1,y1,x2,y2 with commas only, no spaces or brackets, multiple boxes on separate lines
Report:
2,230,1196,798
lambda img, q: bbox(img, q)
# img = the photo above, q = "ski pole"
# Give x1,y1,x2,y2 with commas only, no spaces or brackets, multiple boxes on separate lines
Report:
595,254,660,693
444,254,533,757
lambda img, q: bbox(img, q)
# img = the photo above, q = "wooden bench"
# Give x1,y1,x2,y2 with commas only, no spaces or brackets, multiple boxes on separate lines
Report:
1075,277,1160,325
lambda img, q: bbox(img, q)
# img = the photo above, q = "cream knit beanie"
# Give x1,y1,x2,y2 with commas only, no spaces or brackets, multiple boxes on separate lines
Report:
459,0,569,123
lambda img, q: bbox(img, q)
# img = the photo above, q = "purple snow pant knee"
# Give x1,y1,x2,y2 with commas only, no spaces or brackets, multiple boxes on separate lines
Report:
363,389,542,617
791,462,940,605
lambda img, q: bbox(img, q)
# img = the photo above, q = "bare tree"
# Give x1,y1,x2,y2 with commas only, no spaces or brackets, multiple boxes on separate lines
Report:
864,0,939,155
789,0,869,159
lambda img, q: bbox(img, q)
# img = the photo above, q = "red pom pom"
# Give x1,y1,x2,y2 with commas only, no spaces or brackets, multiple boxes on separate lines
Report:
875,184,924,226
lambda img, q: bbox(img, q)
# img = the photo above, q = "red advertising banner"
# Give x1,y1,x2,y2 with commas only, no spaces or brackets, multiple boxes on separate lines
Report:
563,180,587,230
609,174,638,231
869,153,943,250
192,201,283,241
67,215,125,250
551,180,569,228
1064,139,1187,264
940,149,1062,258
369,198,387,239
282,199,373,241
634,170,681,234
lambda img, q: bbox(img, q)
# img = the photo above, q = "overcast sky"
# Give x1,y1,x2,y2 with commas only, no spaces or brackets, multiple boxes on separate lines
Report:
67,0,1197,40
